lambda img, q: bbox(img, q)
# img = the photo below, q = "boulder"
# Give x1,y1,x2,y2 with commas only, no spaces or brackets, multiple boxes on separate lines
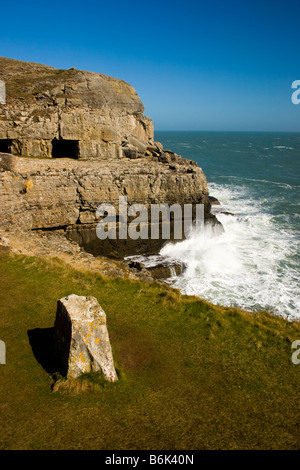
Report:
146,263,182,280
54,294,118,381
208,195,221,205
122,144,139,159
127,135,147,154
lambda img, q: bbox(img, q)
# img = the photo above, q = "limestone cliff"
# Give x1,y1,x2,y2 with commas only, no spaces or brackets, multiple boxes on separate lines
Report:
0,57,218,259
0,152,213,257
0,56,154,160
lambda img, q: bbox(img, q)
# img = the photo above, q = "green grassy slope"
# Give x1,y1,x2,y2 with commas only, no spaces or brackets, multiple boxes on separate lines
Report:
0,249,299,450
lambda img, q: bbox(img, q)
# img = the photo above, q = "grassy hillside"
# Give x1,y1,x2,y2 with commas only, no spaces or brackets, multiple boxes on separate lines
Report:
0,248,299,450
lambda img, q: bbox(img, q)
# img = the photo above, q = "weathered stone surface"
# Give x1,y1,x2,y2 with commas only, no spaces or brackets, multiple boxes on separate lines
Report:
126,256,184,280
0,226,154,282
0,152,217,256
0,235,9,247
54,294,118,381
208,195,221,205
0,57,222,258
0,56,153,160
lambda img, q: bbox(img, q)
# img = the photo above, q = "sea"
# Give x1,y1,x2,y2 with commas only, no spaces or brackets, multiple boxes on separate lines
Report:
138,131,300,320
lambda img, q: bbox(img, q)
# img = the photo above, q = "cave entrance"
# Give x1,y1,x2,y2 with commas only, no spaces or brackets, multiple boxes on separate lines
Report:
0,139,13,153
52,138,79,159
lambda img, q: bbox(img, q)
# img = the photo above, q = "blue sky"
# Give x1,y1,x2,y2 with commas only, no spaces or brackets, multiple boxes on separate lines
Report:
0,0,299,131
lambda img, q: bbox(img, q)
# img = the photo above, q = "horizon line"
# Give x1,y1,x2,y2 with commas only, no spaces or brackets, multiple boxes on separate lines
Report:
154,129,300,133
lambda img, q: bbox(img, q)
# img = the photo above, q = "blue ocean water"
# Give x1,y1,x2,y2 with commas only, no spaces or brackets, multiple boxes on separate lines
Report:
154,131,300,319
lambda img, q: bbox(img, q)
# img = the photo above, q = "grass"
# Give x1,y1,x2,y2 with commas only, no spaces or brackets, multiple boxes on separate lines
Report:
0,248,299,450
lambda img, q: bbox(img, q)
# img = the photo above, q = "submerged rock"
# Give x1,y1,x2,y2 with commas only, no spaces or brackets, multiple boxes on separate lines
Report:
54,294,118,381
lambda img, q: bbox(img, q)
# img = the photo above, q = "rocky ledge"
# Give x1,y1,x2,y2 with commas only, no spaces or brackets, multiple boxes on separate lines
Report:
0,151,217,257
0,57,220,276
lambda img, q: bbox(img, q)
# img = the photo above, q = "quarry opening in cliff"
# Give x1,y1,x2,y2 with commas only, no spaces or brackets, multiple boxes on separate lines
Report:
0,139,13,154
52,138,79,159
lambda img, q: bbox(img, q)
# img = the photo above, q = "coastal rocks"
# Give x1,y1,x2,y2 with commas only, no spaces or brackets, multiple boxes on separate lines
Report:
208,196,220,205
54,294,118,381
0,226,156,281
209,196,235,217
218,210,235,216
145,262,182,280
0,56,222,259
0,152,215,256
126,258,183,280
0,56,154,161
126,255,184,280
0,236,9,247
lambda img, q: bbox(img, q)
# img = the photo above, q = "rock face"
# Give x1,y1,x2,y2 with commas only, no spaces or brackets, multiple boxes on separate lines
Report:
0,57,154,160
0,57,221,257
0,152,216,256
54,294,118,381
0,153,209,228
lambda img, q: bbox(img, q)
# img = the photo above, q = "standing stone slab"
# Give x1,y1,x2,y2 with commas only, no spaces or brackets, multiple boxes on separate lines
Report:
54,294,118,382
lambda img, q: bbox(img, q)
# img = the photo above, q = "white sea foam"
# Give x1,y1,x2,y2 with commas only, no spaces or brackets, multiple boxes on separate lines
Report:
221,175,293,189
273,146,294,150
159,183,300,319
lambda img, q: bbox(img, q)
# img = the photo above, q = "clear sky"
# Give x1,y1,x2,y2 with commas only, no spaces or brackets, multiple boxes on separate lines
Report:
0,0,299,131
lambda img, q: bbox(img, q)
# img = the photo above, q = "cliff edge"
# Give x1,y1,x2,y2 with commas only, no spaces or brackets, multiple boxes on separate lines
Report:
0,57,218,261
0,56,154,160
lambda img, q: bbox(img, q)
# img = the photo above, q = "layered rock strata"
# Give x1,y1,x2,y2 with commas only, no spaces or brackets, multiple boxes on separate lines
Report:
0,152,215,257
0,57,220,259
0,56,154,160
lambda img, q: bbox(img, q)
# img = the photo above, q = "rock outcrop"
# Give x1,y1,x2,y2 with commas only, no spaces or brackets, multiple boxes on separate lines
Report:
0,57,220,258
54,294,118,381
0,152,215,256
0,57,154,160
